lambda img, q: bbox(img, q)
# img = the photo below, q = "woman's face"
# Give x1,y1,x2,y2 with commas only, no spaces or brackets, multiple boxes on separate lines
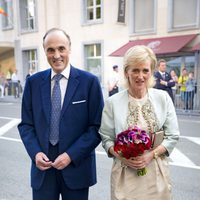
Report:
170,70,175,77
182,69,188,76
125,60,152,91
189,73,193,79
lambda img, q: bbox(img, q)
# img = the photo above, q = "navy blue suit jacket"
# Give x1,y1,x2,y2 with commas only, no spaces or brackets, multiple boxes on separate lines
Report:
18,66,104,190
154,71,175,101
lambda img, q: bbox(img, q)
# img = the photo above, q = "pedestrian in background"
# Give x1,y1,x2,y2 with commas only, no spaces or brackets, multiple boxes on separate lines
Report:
11,69,20,98
178,68,189,110
100,45,179,200
0,72,7,98
154,59,175,102
18,28,104,200
170,69,179,101
186,72,196,110
107,65,119,96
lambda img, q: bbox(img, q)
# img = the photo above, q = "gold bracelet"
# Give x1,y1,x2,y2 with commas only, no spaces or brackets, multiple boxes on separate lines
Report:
153,150,159,159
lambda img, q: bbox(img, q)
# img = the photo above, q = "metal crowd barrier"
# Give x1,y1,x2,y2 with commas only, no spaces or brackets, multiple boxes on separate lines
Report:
173,84,200,114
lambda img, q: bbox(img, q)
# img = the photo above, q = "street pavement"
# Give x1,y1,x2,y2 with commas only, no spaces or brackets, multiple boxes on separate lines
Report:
0,99,200,200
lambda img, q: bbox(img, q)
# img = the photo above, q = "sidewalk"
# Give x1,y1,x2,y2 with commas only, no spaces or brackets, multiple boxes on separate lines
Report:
176,108,200,117
0,95,22,103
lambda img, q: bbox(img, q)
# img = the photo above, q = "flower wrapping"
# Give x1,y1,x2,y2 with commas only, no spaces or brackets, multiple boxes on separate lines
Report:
114,126,152,176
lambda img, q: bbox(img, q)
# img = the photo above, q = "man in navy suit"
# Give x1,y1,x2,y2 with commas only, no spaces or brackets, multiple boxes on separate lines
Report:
18,28,104,200
154,59,175,102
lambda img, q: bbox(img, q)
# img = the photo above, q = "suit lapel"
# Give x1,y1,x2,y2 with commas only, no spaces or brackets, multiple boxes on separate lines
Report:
60,66,79,118
40,69,51,124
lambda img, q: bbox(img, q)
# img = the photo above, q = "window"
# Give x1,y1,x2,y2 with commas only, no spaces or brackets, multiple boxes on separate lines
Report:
166,57,182,76
19,0,37,32
22,49,38,79
185,56,195,73
83,0,102,24
1,0,13,29
131,0,156,34
169,0,200,30
84,43,102,81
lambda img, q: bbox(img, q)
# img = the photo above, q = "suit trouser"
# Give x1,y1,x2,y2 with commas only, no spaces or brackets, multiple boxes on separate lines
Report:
32,143,89,200
186,91,195,110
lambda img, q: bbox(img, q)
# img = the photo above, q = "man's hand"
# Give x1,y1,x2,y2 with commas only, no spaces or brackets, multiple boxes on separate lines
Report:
35,152,52,171
51,152,71,170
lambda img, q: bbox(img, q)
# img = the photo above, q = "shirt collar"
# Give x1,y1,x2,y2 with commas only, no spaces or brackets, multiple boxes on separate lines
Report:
51,63,71,80
159,71,165,75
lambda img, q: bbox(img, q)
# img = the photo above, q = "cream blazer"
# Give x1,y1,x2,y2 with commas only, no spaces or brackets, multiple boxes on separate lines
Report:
99,88,180,156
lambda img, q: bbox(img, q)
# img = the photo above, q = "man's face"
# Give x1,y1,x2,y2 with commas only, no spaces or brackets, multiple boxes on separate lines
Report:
182,69,188,76
43,31,71,73
159,62,166,72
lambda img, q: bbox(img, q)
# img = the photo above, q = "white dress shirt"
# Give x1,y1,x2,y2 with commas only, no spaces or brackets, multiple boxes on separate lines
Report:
159,71,165,79
51,64,71,107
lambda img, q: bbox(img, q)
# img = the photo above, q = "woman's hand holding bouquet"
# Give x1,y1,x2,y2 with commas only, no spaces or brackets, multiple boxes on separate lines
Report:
113,126,152,176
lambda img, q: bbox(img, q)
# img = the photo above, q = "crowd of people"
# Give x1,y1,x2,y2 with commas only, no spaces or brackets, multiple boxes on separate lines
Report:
178,68,197,110
0,68,35,99
0,69,23,98
153,60,197,111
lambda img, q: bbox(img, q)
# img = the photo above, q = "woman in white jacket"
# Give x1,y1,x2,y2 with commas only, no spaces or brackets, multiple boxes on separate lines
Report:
99,45,180,200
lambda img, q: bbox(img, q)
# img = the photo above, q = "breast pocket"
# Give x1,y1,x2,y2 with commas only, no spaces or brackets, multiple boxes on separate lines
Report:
72,100,86,105
69,99,88,120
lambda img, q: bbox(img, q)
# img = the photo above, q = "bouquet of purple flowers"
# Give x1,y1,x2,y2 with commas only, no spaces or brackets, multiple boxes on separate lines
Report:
114,126,152,176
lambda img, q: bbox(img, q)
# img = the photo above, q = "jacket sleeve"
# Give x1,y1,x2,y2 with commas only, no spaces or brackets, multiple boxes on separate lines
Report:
159,93,180,155
154,72,161,89
99,98,116,157
166,74,175,88
18,78,42,161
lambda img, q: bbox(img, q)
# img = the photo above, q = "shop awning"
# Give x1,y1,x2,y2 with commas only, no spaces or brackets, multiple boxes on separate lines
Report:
190,42,200,51
110,34,196,56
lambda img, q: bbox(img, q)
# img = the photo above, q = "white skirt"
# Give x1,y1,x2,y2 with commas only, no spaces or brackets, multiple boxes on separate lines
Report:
111,157,172,200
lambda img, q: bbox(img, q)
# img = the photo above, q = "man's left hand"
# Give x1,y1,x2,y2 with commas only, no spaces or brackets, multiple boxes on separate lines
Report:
51,152,71,170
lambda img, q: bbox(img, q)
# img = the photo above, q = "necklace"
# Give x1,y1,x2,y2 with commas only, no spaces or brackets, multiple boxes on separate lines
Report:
127,95,159,133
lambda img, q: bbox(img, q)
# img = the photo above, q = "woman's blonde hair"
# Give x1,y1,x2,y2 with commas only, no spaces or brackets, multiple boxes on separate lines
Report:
123,45,157,88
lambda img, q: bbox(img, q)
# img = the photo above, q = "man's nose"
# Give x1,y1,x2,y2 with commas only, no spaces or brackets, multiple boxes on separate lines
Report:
53,50,60,58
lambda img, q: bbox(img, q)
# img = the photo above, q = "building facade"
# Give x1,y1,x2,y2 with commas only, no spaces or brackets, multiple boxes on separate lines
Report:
0,0,200,109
